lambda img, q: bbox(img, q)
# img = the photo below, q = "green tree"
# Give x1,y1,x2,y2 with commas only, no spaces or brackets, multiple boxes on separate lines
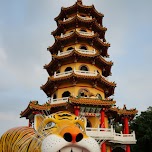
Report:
131,107,152,152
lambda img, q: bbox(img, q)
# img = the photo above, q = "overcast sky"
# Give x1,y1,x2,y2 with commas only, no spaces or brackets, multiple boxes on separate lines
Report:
0,0,152,136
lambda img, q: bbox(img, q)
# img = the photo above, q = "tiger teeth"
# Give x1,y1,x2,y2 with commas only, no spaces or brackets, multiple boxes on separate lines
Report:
58,147,89,152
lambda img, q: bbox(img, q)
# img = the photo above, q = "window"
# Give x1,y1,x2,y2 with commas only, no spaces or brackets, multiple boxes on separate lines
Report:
67,47,74,51
53,94,57,99
62,91,71,98
86,119,92,127
80,29,87,32
80,46,87,50
65,67,72,72
80,65,88,71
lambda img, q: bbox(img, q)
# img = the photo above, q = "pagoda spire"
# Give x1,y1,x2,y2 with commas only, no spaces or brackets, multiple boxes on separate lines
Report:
77,0,82,4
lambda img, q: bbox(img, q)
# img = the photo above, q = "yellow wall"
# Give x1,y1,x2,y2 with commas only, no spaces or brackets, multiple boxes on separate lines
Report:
52,84,105,99
87,116,100,128
59,62,102,74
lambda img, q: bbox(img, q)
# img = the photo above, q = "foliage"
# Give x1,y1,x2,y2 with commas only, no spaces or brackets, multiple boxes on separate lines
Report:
131,106,152,152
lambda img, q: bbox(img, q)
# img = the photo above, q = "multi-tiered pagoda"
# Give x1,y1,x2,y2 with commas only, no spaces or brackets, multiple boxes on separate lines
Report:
20,0,138,152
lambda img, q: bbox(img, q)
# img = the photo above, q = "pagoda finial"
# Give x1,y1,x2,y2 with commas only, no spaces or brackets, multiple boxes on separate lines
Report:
77,0,82,4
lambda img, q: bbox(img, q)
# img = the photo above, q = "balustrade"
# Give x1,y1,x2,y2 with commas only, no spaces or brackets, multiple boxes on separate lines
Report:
86,126,136,144
54,69,98,78
50,97,69,104
57,47,96,56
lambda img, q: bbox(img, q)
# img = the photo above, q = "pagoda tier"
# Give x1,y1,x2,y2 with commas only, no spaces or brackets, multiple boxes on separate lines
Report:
41,72,116,97
47,30,110,57
20,98,116,119
52,15,107,40
55,1,104,26
44,50,113,77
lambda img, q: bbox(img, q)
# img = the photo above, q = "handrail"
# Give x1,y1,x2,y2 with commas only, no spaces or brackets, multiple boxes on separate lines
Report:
61,29,94,38
77,14,92,20
50,97,69,104
86,127,136,143
63,17,74,22
57,48,96,56
54,69,98,78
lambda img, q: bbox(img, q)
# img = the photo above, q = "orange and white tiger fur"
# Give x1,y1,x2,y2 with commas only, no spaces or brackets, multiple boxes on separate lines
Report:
0,111,100,152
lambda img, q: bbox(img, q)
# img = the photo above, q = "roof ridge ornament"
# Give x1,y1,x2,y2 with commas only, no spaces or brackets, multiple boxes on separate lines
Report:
77,0,82,4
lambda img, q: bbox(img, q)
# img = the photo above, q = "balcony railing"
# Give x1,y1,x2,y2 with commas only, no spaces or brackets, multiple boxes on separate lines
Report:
86,126,136,144
54,69,98,78
50,97,69,104
77,14,92,20
74,69,97,76
54,70,73,78
76,29,94,36
63,17,74,22
61,29,94,38
57,48,96,56
60,32,73,38
57,49,74,56
77,48,96,54
86,127,114,140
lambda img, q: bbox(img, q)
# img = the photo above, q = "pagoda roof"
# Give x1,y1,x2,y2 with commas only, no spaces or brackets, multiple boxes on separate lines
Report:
41,72,116,97
48,31,110,57
20,97,116,118
69,97,116,106
55,1,104,26
52,15,107,39
44,50,113,77
110,106,138,116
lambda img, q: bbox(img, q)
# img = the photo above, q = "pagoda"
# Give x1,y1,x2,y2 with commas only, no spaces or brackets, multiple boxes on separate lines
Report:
20,0,138,152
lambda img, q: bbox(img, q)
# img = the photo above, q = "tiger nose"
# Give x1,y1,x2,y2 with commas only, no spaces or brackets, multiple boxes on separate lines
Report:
63,132,83,143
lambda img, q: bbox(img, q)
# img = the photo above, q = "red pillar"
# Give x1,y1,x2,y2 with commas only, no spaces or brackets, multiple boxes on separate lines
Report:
124,117,129,134
28,120,32,127
74,106,80,116
124,117,130,152
100,108,106,152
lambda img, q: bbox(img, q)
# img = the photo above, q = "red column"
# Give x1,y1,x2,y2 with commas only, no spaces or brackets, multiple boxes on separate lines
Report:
100,108,106,152
74,106,80,116
124,117,129,134
124,117,130,152
28,120,32,127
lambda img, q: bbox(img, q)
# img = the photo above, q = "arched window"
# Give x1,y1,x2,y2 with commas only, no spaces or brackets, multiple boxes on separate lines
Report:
53,94,57,99
80,46,87,50
65,67,72,72
86,119,92,127
80,65,88,71
80,29,87,32
56,70,60,74
62,91,71,98
67,47,74,51
80,14,86,17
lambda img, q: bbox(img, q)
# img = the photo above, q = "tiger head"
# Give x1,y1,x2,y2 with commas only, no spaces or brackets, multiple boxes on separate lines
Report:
35,111,100,152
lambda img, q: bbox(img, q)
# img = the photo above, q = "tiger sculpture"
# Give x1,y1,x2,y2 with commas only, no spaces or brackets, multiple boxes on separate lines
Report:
0,111,100,152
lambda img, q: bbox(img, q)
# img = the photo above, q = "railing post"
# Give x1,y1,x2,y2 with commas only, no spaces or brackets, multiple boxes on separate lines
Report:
54,71,56,77
61,33,63,38
58,51,60,56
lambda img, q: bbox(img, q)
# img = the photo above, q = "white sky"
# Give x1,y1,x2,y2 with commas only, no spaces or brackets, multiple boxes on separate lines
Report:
0,0,152,136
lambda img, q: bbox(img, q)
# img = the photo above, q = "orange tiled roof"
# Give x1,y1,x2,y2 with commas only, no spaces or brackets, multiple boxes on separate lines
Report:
110,106,138,116
69,97,116,106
